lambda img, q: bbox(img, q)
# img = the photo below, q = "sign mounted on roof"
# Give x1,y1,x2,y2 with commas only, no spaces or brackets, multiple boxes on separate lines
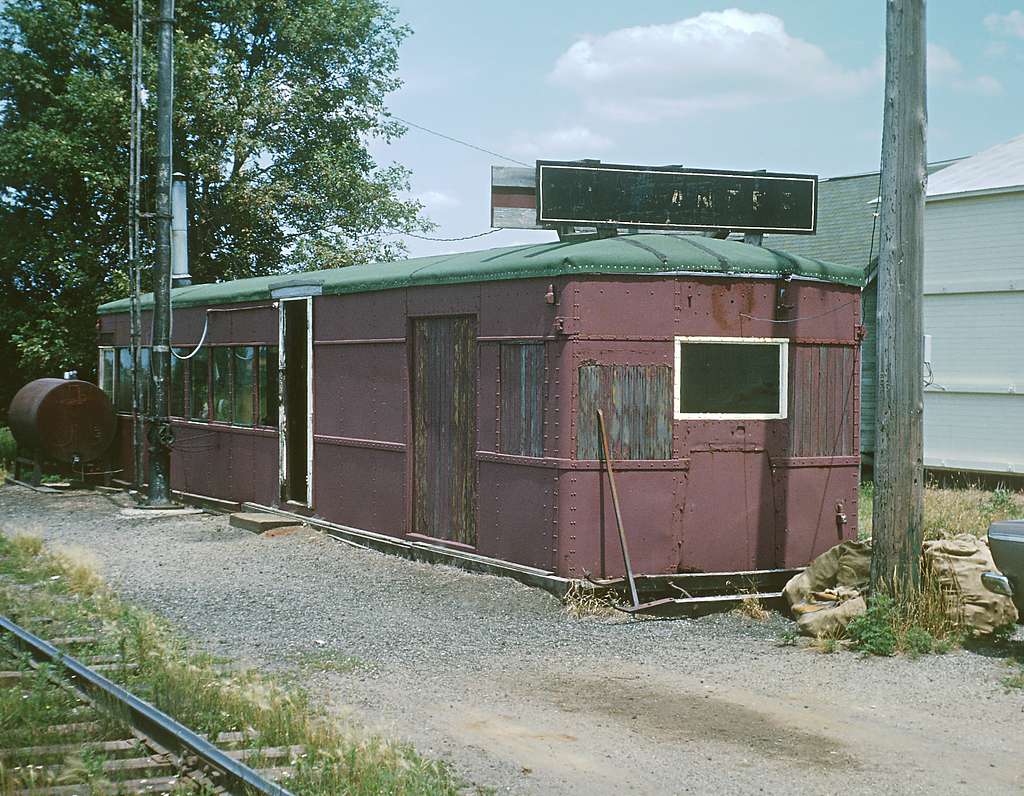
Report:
537,161,817,234
490,162,818,235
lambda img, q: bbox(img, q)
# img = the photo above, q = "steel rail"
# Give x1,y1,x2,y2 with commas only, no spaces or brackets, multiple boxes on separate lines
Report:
0,614,293,796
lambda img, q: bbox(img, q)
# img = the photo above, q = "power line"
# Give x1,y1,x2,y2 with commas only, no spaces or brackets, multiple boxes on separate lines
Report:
389,115,529,167
395,228,505,242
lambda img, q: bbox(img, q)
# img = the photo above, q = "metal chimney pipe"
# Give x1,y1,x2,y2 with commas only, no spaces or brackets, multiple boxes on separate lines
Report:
171,173,191,287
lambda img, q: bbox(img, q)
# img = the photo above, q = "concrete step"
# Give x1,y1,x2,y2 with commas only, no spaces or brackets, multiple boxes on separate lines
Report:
229,512,299,533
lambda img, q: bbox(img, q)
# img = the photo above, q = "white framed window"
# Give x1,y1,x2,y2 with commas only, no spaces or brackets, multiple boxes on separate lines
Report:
98,347,115,399
674,336,789,420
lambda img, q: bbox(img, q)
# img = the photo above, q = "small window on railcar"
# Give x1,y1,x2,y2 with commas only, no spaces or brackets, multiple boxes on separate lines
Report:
138,347,151,414
258,345,279,428
99,349,114,399
115,347,133,414
190,347,210,421
233,346,255,427
576,364,673,460
211,347,232,422
170,350,186,418
674,337,788,419
499,343,545,457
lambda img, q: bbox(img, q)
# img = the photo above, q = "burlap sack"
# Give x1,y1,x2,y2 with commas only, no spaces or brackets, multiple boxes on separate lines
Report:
792,589,867,638
784,541,871,637
922,534,1018,635
783,540,872,607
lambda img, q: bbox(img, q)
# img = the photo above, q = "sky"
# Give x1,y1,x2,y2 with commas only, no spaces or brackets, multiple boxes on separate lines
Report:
374,2,1024,257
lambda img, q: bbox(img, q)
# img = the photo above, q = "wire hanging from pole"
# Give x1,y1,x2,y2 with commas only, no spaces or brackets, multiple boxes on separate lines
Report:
128,0,145,495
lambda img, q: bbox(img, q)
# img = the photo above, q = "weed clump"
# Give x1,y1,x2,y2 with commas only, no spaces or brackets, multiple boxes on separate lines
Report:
1003,660,1024,691
563,581,620,619
846,574,962,657
846,596,899,656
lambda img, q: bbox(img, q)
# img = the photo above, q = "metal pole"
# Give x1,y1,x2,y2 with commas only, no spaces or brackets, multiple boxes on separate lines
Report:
147,0,174,506
871,0,927,593
128,0,144,496
597,409,640,609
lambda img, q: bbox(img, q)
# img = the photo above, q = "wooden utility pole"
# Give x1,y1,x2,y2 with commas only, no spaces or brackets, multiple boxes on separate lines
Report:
147,0,174,507
871,0,927,593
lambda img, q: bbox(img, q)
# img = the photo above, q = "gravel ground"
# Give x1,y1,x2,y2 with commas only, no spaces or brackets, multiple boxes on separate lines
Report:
2,484,1023,795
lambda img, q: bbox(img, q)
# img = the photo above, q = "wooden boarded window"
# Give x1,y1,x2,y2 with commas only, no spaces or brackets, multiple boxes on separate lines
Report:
412,316,478,546
577,364,672,460
788,345,856,457
499,343,545,457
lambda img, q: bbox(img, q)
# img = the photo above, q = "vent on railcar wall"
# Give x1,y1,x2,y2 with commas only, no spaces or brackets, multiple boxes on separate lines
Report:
577,364,672,460
788,345,856,457
499,343,545,457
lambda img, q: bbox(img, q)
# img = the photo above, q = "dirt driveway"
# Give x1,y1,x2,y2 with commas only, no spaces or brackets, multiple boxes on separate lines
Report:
2,484,1022,795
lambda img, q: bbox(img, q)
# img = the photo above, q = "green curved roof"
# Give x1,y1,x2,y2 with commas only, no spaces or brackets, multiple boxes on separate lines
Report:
98,233,863,314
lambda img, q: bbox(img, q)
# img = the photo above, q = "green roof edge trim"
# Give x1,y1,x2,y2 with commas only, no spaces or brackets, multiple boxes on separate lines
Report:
98,233,864,315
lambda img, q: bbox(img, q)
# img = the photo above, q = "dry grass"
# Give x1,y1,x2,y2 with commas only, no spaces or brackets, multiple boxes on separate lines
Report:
734,593,770,622
563,580,621,619
859,480,1024,541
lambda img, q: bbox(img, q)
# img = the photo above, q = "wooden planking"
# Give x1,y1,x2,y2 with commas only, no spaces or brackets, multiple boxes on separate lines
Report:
499,343,545,457
412,316,478,546
788,345,857,457
577,365,672,460
491,206,541,230
491,166,535,189
860,280,878,453
491,166,541,229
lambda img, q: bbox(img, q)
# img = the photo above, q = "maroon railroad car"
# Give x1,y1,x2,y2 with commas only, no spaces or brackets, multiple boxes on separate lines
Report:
97,233,864,579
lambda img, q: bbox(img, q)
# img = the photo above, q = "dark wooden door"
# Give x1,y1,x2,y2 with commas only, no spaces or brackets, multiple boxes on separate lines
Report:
412,316,478,546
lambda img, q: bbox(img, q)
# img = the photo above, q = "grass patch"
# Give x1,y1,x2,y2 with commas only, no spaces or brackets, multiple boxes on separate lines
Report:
294,649,369,675
563,581,620,618
1003,659,1024,690
846,573,961,657
859,480,1024,541
0,531,466,795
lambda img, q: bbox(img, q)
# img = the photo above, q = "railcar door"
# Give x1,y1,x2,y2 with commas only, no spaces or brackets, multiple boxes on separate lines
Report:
411,316,478,546
279,297,312,506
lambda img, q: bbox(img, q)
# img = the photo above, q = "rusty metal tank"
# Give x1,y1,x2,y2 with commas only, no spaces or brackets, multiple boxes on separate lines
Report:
8,379,116,463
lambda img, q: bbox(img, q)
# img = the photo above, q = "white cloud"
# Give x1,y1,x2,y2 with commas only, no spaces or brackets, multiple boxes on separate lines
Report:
953,74,1004,96
927,43,1004,96
548,9,877,121
984,10,1024,38
509,126,614,158
927,43,962,78
413,190,460,209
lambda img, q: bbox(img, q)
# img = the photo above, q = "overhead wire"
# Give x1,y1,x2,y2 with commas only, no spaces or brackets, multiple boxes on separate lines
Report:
388,114,530,167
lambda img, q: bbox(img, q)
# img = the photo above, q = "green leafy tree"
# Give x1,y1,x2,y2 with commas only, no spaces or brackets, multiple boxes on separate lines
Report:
0,0,423,413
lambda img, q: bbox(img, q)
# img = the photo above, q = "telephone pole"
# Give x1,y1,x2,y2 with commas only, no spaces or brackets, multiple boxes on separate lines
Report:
147,0,174,507
871,0,927,593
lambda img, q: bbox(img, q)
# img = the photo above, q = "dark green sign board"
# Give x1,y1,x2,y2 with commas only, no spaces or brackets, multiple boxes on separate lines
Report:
536,161,817,234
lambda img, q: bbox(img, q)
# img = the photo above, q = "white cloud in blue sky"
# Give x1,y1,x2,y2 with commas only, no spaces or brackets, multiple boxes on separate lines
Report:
549,10,876,121
378,2,1024,257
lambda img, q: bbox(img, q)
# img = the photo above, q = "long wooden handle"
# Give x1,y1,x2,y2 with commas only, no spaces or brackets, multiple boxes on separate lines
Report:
597,409,640,609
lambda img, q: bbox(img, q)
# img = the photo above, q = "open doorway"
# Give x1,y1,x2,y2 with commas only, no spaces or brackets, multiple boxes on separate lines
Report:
279,297,311,505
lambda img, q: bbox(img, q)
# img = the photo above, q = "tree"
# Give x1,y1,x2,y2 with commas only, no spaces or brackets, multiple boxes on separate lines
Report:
0,0,424,414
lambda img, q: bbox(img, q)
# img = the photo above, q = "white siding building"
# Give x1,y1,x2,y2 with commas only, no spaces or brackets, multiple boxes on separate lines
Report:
922,134,1024,477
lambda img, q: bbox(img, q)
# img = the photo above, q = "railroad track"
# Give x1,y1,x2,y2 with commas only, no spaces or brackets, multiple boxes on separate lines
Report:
0,615,296,795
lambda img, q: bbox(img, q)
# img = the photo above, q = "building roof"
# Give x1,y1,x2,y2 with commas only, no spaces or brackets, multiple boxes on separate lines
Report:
764,158,962,271
927,133,1024,199
98,233,863,314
